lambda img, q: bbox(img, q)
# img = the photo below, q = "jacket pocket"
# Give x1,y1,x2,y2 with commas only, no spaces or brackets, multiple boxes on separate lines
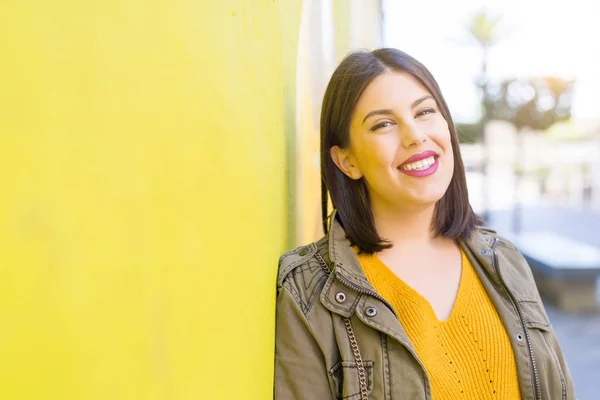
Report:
328,360,374,399
519,300,568,400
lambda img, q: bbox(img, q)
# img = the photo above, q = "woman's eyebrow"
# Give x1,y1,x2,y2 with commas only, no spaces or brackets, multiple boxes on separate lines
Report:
411,94,434,109
362,109,394,125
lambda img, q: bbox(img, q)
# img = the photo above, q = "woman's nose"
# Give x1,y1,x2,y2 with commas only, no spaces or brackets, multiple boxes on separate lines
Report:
401,122,427,148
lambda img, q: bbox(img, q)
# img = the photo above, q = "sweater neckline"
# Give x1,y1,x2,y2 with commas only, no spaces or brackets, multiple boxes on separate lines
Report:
358,250,471,324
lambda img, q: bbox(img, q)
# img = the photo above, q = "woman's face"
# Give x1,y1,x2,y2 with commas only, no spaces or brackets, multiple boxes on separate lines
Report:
332,70,454,213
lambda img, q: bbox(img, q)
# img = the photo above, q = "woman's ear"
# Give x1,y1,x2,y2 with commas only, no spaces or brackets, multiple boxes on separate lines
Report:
330,146,363,180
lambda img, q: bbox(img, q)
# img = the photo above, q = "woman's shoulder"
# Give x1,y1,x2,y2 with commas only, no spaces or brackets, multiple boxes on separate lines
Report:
472,226,544,301
276,235,332,302
472,225,519,251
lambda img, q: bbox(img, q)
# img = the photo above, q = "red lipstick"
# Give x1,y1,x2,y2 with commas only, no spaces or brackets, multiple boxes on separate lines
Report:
400,150,438,166
398,150,439,178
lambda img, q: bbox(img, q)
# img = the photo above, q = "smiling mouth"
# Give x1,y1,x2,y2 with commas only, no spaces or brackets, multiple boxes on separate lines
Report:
399,155,437,171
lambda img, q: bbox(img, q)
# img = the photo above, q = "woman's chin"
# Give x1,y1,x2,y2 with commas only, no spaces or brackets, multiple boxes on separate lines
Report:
402,192,446,209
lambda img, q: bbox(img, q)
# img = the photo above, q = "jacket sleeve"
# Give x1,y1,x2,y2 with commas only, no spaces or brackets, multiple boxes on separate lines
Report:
522,253,576,398
525,260,577,397
543,327,576,398
274,284,334,400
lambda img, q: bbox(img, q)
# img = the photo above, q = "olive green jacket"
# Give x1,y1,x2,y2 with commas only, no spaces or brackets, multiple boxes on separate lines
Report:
274,216,575,399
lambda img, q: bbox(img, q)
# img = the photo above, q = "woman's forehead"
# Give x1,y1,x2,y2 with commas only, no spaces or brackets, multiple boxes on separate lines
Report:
354,71,433,113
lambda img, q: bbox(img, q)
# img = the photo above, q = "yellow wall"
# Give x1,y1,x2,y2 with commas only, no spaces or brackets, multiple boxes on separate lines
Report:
0,1,301,399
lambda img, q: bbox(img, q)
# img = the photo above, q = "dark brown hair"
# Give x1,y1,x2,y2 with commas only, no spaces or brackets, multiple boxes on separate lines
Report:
320,48,481,253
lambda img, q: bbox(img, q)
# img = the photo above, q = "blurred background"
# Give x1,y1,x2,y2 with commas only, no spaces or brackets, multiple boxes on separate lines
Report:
0,0,598,399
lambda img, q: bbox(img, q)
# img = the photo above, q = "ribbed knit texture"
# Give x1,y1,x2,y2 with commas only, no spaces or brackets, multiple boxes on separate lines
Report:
357,249,521,399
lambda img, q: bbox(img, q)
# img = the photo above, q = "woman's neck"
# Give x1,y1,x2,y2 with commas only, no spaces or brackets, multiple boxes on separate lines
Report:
371,203,438,251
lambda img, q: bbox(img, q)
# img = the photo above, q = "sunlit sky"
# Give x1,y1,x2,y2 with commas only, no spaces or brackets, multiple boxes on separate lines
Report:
382,0,600,123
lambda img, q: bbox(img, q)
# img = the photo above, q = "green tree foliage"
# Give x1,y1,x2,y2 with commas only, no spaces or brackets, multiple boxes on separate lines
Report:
487,77,575,131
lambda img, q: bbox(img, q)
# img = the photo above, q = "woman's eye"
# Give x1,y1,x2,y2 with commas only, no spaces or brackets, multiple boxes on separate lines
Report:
370,121,394,131
416,108,436,118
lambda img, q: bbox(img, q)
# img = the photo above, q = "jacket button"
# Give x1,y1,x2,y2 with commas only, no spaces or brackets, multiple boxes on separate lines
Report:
481,250,489,255
366,307,377,317
298,247,309,256
516,332,524,342
335,292,346,303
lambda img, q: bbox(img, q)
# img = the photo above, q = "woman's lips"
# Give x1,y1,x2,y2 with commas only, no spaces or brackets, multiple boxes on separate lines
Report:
400,149,438,166
398,156,439,177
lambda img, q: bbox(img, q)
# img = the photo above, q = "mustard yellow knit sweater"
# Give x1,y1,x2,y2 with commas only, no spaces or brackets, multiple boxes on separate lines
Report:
357,249,521,399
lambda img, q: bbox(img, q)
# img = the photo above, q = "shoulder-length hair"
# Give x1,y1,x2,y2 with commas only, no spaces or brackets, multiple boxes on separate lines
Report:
320,48,481,254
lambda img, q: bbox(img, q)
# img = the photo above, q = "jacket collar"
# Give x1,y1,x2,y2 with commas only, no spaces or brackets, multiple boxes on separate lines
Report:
327,212,377,291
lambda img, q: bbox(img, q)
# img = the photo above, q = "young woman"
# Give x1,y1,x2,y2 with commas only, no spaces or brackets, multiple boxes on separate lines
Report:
274,48,574,400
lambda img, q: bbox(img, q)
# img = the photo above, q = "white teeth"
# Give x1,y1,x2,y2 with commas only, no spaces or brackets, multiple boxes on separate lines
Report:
401,156,435,171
